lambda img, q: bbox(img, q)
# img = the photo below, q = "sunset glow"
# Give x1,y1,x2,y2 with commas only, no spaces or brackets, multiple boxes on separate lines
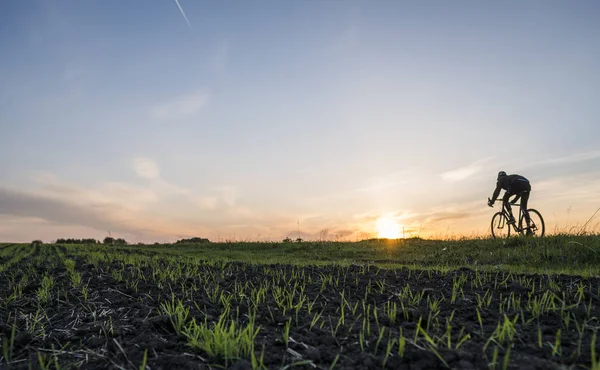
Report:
0,2,599,242
376,217,402,239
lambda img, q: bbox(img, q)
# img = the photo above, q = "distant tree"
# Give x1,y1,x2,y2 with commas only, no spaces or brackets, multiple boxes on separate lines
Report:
175,237,211,244
103,237,115,245
295,237,303,243
114,238,128,245
31,240,43,247
55,238,98,244
282,237,292,243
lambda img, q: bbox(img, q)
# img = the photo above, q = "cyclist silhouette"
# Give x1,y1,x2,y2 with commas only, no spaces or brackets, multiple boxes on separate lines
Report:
487,171,532,232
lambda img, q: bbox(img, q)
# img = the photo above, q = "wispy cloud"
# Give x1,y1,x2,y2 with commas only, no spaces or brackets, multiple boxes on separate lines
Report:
132,157,160,179
214,185,238,207
150,90,209,120
305,171,411,204
194,196,218,210
352,179,407,194
173,0,192,29
33,173,158,210
131,157,189,195
426,211,472,223
441,157,494,182
0,215,109,243
534,172,600,202
0,187,139,235
0,182,212,241
0,164,252,241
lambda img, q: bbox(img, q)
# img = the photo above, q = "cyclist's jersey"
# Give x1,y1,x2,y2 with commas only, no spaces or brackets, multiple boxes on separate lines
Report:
497,174,529,192
491,174,530,202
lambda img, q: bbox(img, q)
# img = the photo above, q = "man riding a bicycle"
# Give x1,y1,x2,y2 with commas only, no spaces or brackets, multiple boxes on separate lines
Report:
487,171,532,233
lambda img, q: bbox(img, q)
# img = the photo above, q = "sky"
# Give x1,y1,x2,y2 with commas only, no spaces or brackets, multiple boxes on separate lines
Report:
1,1,599,243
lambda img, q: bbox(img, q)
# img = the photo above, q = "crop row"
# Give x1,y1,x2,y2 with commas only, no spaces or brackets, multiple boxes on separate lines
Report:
0,244,599,369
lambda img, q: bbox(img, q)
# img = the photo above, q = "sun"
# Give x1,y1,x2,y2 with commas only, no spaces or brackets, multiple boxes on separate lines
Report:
376,217,402,239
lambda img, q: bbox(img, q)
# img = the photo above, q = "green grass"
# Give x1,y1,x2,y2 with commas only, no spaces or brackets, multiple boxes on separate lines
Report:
112,234,600,276
7,234,600,276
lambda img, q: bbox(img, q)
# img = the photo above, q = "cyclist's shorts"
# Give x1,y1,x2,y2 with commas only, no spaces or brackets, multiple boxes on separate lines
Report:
508,179,531,195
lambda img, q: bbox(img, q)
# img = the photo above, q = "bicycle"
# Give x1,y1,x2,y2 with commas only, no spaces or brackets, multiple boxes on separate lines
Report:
488,197,545,239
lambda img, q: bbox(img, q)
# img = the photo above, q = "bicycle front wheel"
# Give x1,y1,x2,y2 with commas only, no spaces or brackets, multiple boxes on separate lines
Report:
523,209,545,237
491,212,511,239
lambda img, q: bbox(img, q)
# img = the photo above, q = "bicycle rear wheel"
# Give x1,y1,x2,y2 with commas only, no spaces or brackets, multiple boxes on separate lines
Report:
522,209,545,237
491,212,511,239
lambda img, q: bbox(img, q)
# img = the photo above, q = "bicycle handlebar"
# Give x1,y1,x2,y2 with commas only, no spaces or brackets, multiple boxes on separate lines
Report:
488,198,521,207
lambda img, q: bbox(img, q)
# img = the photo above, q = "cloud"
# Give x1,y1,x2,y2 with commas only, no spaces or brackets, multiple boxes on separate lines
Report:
441,157,494,182
195,196,218,210
0,172,194,239
173,0,192,29
426,211,472,223
0,187,125,233
33,173,158,210
150,90,209,120
404,200,488,228
154,178,190,195
304,171,412,205
534,172,600,203
0,170,257,241
0,215,111,243
130,158,190,195
0,186,209,240
132,157,160,180
353,210,417,223
214,185,238,207
353,179,407,194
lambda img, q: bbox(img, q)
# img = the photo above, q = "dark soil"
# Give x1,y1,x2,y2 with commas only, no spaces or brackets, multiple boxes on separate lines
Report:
1,245,599,369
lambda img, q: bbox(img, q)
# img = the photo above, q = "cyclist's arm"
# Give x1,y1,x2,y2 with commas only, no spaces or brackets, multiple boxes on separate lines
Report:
490,183,501,202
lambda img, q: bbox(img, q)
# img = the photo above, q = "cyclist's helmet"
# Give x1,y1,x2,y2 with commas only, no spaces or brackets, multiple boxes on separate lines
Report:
497,171,507,179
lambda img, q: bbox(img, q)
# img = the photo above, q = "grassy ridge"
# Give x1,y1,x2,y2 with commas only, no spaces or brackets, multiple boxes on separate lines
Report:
107,234,600,276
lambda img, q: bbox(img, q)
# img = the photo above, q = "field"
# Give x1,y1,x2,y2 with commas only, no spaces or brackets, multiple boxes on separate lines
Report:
1,236,600,369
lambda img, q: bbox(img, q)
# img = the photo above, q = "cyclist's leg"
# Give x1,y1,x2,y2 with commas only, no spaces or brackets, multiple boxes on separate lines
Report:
503,191,515,222
521,186,531,228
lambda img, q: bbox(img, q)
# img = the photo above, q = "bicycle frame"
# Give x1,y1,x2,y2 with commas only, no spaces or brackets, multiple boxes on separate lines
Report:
489,197,544,238
492,199,529,234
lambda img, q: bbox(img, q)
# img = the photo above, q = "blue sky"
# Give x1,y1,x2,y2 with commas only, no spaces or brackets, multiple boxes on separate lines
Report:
1,1,599,242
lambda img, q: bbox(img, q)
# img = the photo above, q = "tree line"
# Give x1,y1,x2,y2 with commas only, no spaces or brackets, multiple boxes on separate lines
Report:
54,237,127,245
48,237,211,245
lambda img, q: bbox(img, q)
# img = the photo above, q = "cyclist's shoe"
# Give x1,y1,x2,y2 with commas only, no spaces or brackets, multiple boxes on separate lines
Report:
507,217,516,225
525,229,534,236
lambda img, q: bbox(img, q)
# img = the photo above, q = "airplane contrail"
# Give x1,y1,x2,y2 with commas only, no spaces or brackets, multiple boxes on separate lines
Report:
173,0,192,29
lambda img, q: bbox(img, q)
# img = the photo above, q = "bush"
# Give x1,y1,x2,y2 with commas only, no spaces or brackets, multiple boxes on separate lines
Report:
175,237,211,244
56,238,98,244
114,238,128,245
